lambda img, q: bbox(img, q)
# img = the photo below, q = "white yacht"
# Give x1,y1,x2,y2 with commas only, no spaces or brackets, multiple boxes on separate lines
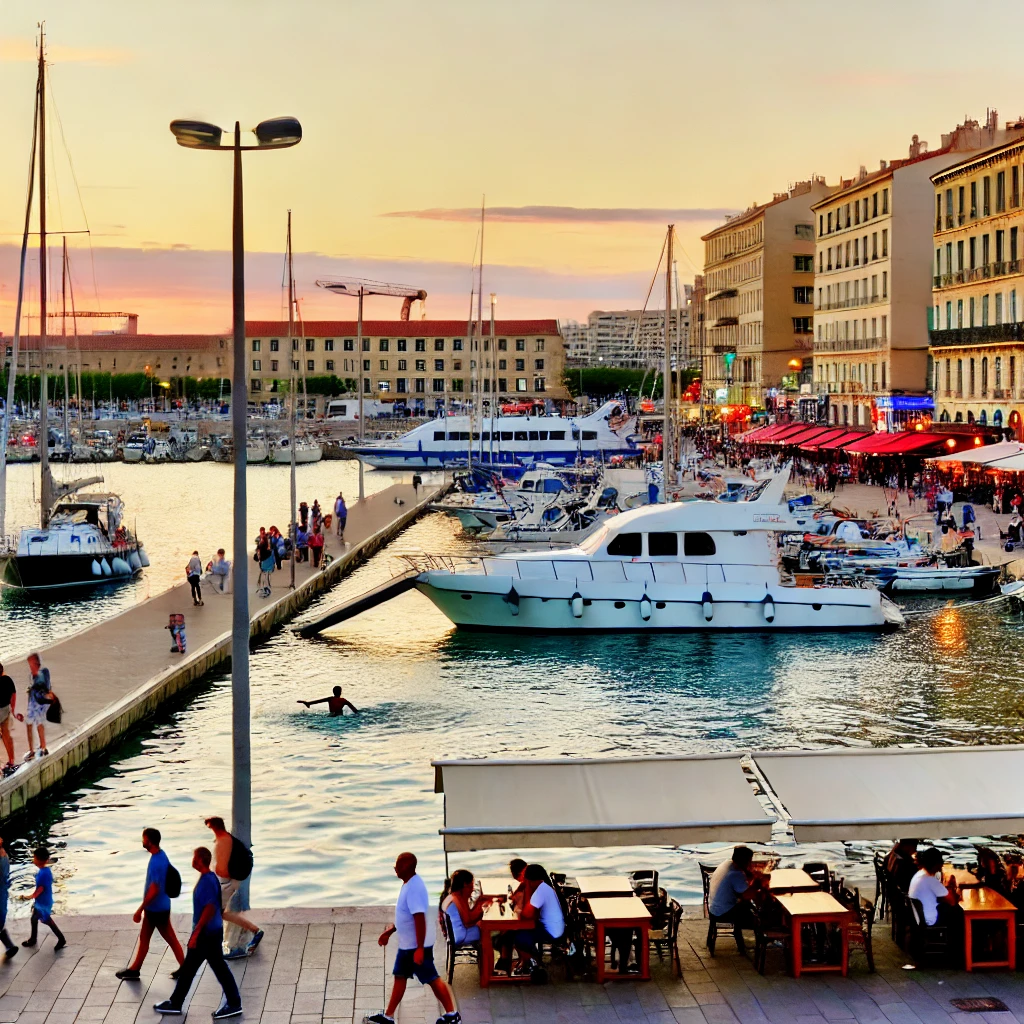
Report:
403,473,905,633
269,434,323,464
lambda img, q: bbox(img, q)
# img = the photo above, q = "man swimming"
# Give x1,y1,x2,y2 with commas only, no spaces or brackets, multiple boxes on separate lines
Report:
298,686,359,716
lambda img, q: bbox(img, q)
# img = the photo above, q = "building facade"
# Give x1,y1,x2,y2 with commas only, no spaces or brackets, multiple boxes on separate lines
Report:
929,136,1024,436
700,178,831,415
812,116,1024,431
243,319,566,408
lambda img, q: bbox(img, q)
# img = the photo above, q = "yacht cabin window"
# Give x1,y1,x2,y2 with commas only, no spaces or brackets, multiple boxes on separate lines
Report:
648,532,678,557
521,480,535,490
683,532,717,557
607,532,642,557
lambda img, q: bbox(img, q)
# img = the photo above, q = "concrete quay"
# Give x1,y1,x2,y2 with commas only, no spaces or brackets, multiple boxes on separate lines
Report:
0,480,446,820
0,909,1020,1024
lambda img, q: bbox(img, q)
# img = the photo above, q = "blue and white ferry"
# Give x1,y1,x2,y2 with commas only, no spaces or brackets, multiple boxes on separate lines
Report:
349,401,640,468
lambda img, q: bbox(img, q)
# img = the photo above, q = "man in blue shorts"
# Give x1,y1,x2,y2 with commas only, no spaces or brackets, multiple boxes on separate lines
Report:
365,852,460,1024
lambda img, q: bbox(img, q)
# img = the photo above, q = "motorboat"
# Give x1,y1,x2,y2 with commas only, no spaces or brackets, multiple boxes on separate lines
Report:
246,435,269,463
121,432,148,462
349,400,639,469
269,434,323,464
401,469,904,632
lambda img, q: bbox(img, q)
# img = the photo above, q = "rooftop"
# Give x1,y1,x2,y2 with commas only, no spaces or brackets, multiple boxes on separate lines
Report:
245,319,561,337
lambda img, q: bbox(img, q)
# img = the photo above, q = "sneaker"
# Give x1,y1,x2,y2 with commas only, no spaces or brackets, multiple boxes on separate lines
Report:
364,1014,396,1024
115,968,141,980
246,929,264,954
153,1001,182,1015
53,939,66,951
211,1005,242,1020
23,751,35,762
21,939,35,948
169,968,181,980
4,946,17,960
438,1014,462,1024
39,748,48,757
223,947,248,961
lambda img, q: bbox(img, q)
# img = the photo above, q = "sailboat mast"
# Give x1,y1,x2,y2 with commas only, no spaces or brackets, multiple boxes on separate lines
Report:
287,210,297,590
476,197,484,463
38,25,52,528
62,238,70,447
662,224,674,496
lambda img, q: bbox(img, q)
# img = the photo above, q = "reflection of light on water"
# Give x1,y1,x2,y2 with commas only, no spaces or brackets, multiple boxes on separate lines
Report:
933,605,967,655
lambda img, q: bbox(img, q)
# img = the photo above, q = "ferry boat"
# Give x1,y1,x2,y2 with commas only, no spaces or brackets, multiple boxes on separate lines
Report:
402,472,905,633
349,401,638,469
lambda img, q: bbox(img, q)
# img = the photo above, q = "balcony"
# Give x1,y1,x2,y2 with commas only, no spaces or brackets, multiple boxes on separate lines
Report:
814,294,883,312
993,388,1010,399
714,316,739,327
814,335,886,354
794,335,815,352
711,345,736,355
708,288,738,301
930,323,1024,348
933,261,1023,290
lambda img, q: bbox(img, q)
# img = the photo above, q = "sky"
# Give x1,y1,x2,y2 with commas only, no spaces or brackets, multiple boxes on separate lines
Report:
1,0,1023,334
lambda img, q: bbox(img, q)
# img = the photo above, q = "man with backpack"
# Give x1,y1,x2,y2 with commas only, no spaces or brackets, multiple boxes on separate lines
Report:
115,828,185,980
204,817,263,957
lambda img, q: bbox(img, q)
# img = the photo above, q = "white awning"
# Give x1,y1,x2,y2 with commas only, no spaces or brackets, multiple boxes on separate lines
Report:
929,442,1024,465
432,754,775,852
753,746,1024,842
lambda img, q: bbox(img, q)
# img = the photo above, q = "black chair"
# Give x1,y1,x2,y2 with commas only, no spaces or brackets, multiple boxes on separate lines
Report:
629,869,659,899
439,909,480,984
698,863,716,918
648,897,683,976
802,862,831,891
872,852,888,922
904,895,950,966
750,901,790,975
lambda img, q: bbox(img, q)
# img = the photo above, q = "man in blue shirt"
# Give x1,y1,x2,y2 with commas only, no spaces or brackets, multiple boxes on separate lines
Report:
154,847,241,1019
707,846,758,954
115,829,185,980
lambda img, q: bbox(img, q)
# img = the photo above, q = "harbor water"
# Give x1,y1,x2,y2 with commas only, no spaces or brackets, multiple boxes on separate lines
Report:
2,463,1023,915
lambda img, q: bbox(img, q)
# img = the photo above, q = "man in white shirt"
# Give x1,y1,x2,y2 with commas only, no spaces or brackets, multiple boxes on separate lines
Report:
506,864,565,974
907,847,958,926
366,852,460,1024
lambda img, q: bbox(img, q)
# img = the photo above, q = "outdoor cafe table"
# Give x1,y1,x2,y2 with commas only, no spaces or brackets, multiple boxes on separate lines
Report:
774,891,850,978
588,896,652,983
959,887,1017,972
478,902,531,987
943,864,981,889
575,874,635,897
765,869,821,893
478,877,514,899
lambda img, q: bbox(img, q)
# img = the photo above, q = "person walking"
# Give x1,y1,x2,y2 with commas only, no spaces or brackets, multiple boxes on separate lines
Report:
115,828,185,980
186,551,204,607
334,492,348,542
20,846,66,951
0,663,17,773
17,654,53,761
203,817,263,957
365,852,460,1024
309,528,325,569
153,847,242,1019
0,835,18,958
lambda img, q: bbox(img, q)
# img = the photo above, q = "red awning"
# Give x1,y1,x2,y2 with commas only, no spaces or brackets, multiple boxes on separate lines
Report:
769,426,832,446
799,427,848,450
741,426,775,442
843,431,950,456
816,430,871,450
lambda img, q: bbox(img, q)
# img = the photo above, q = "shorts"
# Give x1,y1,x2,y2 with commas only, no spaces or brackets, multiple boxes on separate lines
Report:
392,947,439,984
25,702,48,726
218,876,240,911
0,706,10,726
144,909,171,929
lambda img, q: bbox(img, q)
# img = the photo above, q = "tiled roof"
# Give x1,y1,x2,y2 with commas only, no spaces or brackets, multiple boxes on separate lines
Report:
11,334,226,351
244,319,562,337
811,148,954,210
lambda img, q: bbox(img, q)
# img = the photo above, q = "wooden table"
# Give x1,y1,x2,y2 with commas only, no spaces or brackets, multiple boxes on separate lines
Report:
575,874,635,897
766,869,821,893
478,876,515,899
943,864,981,889
478,902,532,987
774,891,850,978
589,896,652,983
959,886,1017,971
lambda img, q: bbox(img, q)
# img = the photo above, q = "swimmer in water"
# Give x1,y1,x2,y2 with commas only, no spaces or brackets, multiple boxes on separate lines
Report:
298,686,359,716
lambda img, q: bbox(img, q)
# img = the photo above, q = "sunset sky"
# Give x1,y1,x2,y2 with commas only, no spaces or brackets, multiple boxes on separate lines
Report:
1,0,1023,334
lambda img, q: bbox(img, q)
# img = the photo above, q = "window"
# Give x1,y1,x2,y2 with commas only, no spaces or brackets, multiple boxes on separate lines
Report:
498,377,507,391
325,359,334,371
415,339,426,352
450,378,464,392
683,532,717,557
434,358,445,371
871,232,878,259
536,339,545,351
343,339,354,351
304,338,314,352
452,339,463,351
534,358,545,370
251,340,261,352
499,359,507,370
377,380,389,392
251,359,261,371
269,339,279,352
250,379,262,392
380,360,389,370
982,294,990,327
516,378,528,392
983,175,992,216
648,532,678,557
292,338,300,351
882,272,888,299
397,359,407,371
872,192,878,218
324,339,334,351
515,339,526,351
415,359,426,371
971,181,978,218
432,378,445,392
997,229,1005,264
397,339,407,352
513,430,528,441
793,317,812,332
607,532,642,557
362,338,370,352
433,430,445,441
881,229,888,258
307,359,315,371
270,359,279,371
882,188,889,215
534,377,546,392
793,287,813,303
396,378,407,393
1012,227,1019,264
794,254,813,272
379,340,389,352
292,359,300,371
794,222,813,241
827,212,833,233
1013,167,1021,209
453,360,462,370
415,378,425,393
434,339,445,352
997,171,1006,213
969,236,977,269
515,359,525,371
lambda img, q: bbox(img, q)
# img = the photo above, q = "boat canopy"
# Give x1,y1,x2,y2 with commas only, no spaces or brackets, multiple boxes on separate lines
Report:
753,746,1024,842
432,753,775,852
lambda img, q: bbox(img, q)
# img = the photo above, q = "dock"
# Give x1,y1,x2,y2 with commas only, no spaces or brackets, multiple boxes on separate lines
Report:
0,907,1021,1024
0,480,446,819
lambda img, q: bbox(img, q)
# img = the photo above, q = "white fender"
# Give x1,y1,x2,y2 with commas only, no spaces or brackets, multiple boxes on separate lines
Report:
571,592,584,619
763,594,776,623
100,558,112,576
111,557,132,576
91,559,102,577
138,546,151,567
701,590,713,622
128,551,143,571
639,595,652,621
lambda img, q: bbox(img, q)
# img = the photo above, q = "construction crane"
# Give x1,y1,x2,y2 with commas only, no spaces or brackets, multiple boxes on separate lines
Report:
315,276,428,498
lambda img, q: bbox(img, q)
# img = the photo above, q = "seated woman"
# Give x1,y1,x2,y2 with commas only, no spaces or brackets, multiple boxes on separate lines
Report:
507,864,565,975
440,869,487,947
908,847,959,926
975,847,1010,896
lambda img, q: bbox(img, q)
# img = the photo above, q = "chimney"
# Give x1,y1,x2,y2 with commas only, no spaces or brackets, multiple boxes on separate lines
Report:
880,159,887,171
858,165,867,180
126,314,139,336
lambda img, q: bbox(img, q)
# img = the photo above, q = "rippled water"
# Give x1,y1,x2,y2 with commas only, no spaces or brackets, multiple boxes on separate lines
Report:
2,465,1023,916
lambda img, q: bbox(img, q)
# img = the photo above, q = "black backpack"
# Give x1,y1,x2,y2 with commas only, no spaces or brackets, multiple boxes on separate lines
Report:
165,862,182,899
227,835,253,881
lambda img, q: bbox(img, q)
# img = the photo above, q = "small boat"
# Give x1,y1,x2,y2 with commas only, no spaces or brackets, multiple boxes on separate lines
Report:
121,432,148,462
269,434,323,464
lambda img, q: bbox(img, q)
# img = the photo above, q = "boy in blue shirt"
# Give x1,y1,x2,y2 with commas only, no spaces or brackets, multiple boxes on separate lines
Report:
115,828,185,980
21,846,66,950
154,847,241,1019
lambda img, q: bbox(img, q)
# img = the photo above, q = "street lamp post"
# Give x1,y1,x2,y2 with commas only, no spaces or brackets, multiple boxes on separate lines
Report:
170,115,301,948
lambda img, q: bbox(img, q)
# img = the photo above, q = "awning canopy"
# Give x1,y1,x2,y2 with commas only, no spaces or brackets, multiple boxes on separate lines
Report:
930,442,1024,466
432,754,775,852
816,430,871,450
842,431,948,456
798,427,849,451
985,452,1024,471
768,426,832,447
753,746,1024,842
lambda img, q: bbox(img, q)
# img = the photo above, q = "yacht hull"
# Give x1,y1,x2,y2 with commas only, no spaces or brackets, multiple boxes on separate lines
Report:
1,548,142,592
270,446,323,464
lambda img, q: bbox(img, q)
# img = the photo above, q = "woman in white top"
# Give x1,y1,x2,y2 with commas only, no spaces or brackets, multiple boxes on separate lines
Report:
907,847,958,926
440,870,488,946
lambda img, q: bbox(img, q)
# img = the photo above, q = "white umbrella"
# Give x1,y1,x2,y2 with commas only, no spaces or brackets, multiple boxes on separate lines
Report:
929,441,1024,465
983,451,1024,472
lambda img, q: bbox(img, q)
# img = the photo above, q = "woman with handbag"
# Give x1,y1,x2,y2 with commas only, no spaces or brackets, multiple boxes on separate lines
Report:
16,654,56,761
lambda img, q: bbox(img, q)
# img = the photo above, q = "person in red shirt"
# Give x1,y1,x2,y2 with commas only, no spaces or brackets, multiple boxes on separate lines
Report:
309,529,325,568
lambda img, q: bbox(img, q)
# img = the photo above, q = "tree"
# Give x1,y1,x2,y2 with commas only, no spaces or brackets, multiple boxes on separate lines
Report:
562,366,698,400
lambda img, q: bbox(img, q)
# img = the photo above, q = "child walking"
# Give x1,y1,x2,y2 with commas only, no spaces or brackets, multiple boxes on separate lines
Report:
21,847,66,950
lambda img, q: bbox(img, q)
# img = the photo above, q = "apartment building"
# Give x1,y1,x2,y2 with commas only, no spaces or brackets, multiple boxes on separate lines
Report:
561,320,594,367
243,319,566,408
701,178,832,415
559,307,690,370
929,135,1024,436
813,114,1024,431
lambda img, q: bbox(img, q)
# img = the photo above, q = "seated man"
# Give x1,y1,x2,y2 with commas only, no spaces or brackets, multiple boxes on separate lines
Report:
908,847,958,926
707,846,758,953
508,864,564,975
206,549,231,592
297,686,359,715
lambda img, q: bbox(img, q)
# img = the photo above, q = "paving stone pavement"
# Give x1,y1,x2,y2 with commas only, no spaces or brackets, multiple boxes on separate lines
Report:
1,910,1023,1024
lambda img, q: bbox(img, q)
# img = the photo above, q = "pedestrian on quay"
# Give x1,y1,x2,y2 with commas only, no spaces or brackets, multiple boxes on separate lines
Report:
298,501,309,531
17,653,54,761
0,663,17,773
311,499,322,532
309,527,325,569
186,551,204,607
295,523,309,563
365,851,461,1024
255,534,275,598
334,492,347,542
153,847,242,1019
0,835,19,959
20,846,66,951
115,828,185,981
207,549,231,593
203,817,263,958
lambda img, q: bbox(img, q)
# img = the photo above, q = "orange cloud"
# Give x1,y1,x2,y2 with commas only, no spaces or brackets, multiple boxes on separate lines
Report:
0,37,133,65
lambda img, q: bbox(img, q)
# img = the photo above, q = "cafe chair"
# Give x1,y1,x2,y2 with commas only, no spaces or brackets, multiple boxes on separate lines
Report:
438,910,480,984
904,896,950,967
751,902,790,975
837,887,875,973
872,852,888,922
647,897,683,976
802,862,832,892
629,869,659,898
565,894,596,978
698,863,716,918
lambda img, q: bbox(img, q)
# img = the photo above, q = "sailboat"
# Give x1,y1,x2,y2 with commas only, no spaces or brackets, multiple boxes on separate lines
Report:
0,28,148,593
